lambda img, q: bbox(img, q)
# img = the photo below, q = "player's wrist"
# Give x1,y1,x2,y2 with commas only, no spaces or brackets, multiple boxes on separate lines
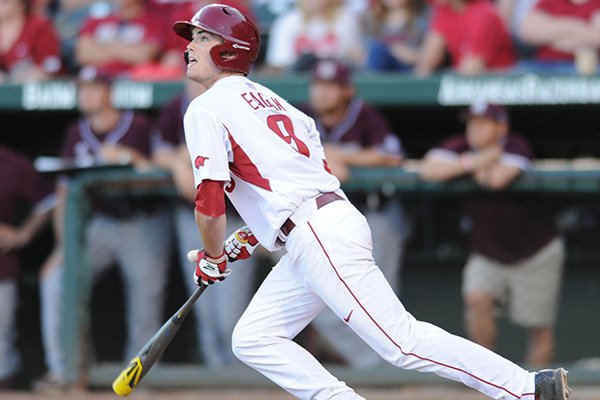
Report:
203,250,226,263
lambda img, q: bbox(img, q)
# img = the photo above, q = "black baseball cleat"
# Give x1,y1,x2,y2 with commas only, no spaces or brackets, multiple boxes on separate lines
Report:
535,368,572,400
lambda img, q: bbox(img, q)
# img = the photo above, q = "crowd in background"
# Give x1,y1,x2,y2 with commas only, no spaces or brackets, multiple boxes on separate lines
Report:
2,0,600,83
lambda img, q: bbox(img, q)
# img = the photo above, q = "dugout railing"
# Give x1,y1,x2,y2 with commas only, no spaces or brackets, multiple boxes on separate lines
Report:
59,163,600,389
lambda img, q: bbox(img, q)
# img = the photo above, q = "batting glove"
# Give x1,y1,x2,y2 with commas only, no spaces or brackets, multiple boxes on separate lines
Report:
224,226,259,262
188,250,231,286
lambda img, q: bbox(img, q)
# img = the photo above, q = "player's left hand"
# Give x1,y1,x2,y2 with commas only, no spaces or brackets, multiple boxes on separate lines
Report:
224,226,259,262
188,250,230,286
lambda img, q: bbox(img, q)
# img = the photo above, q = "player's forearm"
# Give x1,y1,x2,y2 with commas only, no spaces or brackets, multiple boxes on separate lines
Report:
414,32,446,77
473,164,522,190
173,162,197,203
420,159,467,181
52,186,68,245
195,210,226,257
154,147,196,202
342,148,403,167
14,206,52,248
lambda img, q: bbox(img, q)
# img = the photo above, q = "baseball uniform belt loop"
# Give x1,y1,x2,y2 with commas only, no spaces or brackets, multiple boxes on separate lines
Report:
278,192,344,243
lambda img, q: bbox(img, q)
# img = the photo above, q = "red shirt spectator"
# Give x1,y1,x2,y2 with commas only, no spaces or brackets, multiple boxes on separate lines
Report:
0,0,61,82
416,0,516,76
432,0,516,68
76,0,165,78
524,0,600,61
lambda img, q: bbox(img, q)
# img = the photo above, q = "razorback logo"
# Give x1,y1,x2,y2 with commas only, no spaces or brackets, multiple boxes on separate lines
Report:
194,156,209,169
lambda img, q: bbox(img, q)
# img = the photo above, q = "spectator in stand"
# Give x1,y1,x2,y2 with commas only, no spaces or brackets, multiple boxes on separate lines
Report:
151,79,258,367
420,101,566,367
52,0,111,73
300,58,409,368
363,0,429,72
264,0,364,73
0,145,53,390
495,0,538,58
415,0,516,76
34,66,172,392
519,0,600,73
0,0,62,82
74,0,165,78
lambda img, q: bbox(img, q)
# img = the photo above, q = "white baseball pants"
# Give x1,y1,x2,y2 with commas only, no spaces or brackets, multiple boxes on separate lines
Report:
232,200,536,400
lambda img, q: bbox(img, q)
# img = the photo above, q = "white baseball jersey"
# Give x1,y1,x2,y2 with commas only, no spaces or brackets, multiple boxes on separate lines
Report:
183,76,340,251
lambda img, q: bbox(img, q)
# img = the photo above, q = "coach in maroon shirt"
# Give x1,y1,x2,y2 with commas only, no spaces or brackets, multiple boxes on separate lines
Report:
34,67,172,391
421,102,565,367
0,145,52,389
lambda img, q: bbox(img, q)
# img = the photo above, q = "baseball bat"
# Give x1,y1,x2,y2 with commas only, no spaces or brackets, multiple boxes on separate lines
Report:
112,284,207,396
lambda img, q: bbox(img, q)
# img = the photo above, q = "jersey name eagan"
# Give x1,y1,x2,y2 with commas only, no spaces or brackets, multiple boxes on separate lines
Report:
240,91,286,112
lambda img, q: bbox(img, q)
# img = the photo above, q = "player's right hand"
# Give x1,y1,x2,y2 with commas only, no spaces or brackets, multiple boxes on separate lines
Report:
224,226,259,262
188,250,230,286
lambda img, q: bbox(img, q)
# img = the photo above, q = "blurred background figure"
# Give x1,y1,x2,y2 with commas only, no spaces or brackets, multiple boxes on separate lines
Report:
0,0,62,82
34,67,172,392
519,0,600,74
495,0,538,59
363,0,429,72
420,101,566,367
415,0,515,76
52,0,111,74
0,145,53,390
74,0,166,79
152,79,257,367
264,0,364,74
300,58,409,367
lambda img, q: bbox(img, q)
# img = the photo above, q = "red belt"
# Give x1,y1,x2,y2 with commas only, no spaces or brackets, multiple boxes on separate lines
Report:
279,192,344,241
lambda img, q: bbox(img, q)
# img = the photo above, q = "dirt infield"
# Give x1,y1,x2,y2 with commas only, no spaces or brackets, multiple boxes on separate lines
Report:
4,386,600,400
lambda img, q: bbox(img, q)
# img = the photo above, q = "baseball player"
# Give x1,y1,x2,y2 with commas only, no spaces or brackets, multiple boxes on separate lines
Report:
172,4,571,400
35,67,172,391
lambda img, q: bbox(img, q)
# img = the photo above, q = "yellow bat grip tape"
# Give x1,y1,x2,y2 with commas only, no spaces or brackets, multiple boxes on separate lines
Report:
112,357,143,396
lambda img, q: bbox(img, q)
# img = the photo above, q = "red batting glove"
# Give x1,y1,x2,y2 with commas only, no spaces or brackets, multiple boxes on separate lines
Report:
188,250,230,286
224,226,259,262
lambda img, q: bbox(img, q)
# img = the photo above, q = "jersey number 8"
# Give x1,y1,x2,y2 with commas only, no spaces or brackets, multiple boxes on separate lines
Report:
267,114,310,157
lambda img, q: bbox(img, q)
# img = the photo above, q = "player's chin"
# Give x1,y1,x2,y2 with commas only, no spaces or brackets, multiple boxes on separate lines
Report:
186,69,202,83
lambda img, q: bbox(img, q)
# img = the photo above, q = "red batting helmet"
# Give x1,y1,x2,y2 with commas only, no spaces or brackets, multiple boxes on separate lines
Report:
173,4,260,75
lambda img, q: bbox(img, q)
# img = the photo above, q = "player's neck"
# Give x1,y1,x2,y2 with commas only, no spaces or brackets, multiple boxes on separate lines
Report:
199,71,244,89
